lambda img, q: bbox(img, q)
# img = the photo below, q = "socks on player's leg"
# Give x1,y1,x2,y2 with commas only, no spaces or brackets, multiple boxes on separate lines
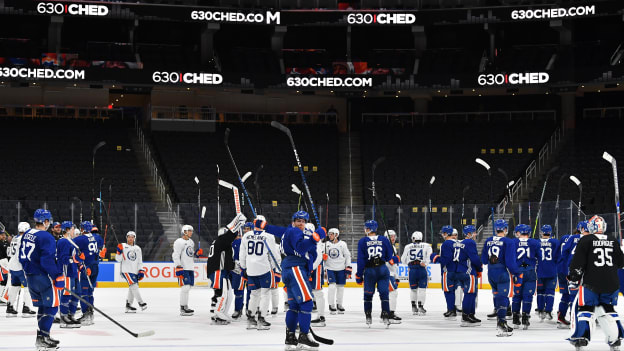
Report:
511,294,521,313
259,288,271,317
298,300,313,334
522,294,533,314
495,295,509,320
7,285,19,306
270,288,279,310
337,285,345,305
180,285,190,306
38,307,57,335
462,293,477,315
443,291,455,311
328,283,336,306
286,309,298,332
127,287,134,305
417,287,427,305
364,291,373,312
389,289,398,312
313,289,325,317
131,284,144,304
248,289,260,315
410,289,417,303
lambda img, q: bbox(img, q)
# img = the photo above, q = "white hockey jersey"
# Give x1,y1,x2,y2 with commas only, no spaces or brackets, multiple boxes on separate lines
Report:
324,240,351,271
401,242,433,266
386,243,400,278
7,234,23,271
116,243,144,274
240,230,280,277
172,237,195,270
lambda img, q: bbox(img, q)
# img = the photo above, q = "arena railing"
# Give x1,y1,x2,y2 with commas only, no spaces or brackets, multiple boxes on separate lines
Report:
361,110,556,125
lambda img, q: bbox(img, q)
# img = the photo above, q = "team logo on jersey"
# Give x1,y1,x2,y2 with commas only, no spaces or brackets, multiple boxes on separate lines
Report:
127,250,137,261
186,246,194,257
329,248,340,259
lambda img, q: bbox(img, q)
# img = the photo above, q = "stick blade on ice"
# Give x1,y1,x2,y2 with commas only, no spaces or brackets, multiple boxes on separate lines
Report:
136,330,156,338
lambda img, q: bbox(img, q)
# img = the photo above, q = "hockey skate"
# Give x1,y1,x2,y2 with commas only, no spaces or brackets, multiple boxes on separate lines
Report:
60,314,80,329
271,307,278,316
297,332,319,351
544,311,553,320
538,310,546,322
79,308,94,326
285,329,298,351
337,304,345,314
506,306,512,320
521,312,530,330
609,339,621,351
328,305,337,315
180,305,194,316
487,309,497,320
496,320,514,337
381,311,391,328
212,317,230,325
365,311,372,328
22,305,36,318
443,309,457,320
35,335,59,351
68,314,81,327
512,312,521,329
388,311,402,324
6,303,17,318
284,302,289,312
568,337,588,350
418,302,427,316
557,311,571,329
257,316,271,330
246,314,258,330
232,310,243,320
311,316,326,327
411,302,418,315
139,302,147,311
460,313,481,327
125,302,137,313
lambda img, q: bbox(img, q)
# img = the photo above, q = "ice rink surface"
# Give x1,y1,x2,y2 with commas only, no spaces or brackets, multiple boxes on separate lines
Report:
2,286,620,351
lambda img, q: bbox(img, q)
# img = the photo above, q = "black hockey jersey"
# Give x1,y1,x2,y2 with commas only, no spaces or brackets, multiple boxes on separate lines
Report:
569,233,624,293
0,239,8,260
206,230,237,277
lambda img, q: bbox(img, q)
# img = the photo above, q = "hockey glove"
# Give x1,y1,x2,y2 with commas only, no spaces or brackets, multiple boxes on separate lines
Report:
431,255,440,263
345,266,352,279
138,269,145,281
355,275,363,285
389,255,400,265
227,213,247,233
513,273,523,288
86,268,92,276
1,267,7,275
78,252,86,261
175,266,184,277
568,280,580,292
99,247,107,259
54,275,66,291
488,255,499,265
116,244,124,255
312,227,326,242
78,263,85,273
476,271,482,279
254,217,267,230
567,268,583,283
195,248,204,257
322,253,328,261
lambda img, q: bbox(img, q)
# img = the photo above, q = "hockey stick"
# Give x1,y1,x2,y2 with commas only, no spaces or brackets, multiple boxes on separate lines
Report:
96,198,120,245
460,186,470,229
310,327,334,345
271,121,320,226
0,220,5,234
532,166,559,237
241,172,252,211
428,176,436,241
66,237,94,290
254,165,264,215
103,185,112,245
218,180,242,215
497,168,516,228
291,184,309,212
554,173,569,236
325,193,329,228
62,288,154,338
217,164,221,229
569,175,583,221
224,128,257,217
395,194,409,236
72,197,83,225
371,156,386,220
603,152,622,242
195,177,201,238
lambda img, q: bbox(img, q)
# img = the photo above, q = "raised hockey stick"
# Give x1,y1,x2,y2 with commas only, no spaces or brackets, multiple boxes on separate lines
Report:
325,193,329,228
371,156,386,220
310,327,334,345
96,198,120,245
603,152,622,242
532,166,559,237
271,121,320,226
254,165,264,215
291,184,309,212
224,128,257,217
62,288,154,338
218,180,242,215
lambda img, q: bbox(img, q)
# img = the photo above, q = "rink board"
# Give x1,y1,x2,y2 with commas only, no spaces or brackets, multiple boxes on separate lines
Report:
96,261,494,289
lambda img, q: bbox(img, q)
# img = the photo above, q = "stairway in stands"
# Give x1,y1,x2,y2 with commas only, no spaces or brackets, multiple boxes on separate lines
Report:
338,130,365,257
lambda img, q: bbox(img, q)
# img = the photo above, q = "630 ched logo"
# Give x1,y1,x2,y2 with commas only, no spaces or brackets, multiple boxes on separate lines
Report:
37,2,109,16
152,71,223,85
346,13,416,25
478,72,549,86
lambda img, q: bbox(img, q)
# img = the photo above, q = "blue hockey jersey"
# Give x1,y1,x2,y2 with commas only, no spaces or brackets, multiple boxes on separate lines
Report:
481,236,519,275
263,224,317,271
18,229,60,277
73,233,104,265
457,238,483,274
513,237,540,268
537,237,559,278
232,238,241,261
561,234,581,273
556,234,571,274
356,235,393,278
56,238,79,278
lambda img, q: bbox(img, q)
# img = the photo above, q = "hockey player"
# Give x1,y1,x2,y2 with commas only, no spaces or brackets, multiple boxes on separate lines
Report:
56,221,82,328
116,231,146,313
50,222,62,240
557,228,575,328
73,221,104,326
6,222,36,318
256,210,326,350
307,223,327,328
456,225,482,326
481,219,519,336
435,225,460,319
511,224,540,330
536,224,559,321
356,220,395,328
240,218,280,330
401,231,431,315
0,230,9,304
206,213,246,324
173,224,198,316
230,223,248,320
560,221,587,326
384,229,402,324
19,209,64,350
567,215,624,350
324,228,351,315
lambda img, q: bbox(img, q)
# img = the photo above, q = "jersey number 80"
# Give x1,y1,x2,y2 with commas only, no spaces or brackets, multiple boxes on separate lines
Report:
247,241,265,256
